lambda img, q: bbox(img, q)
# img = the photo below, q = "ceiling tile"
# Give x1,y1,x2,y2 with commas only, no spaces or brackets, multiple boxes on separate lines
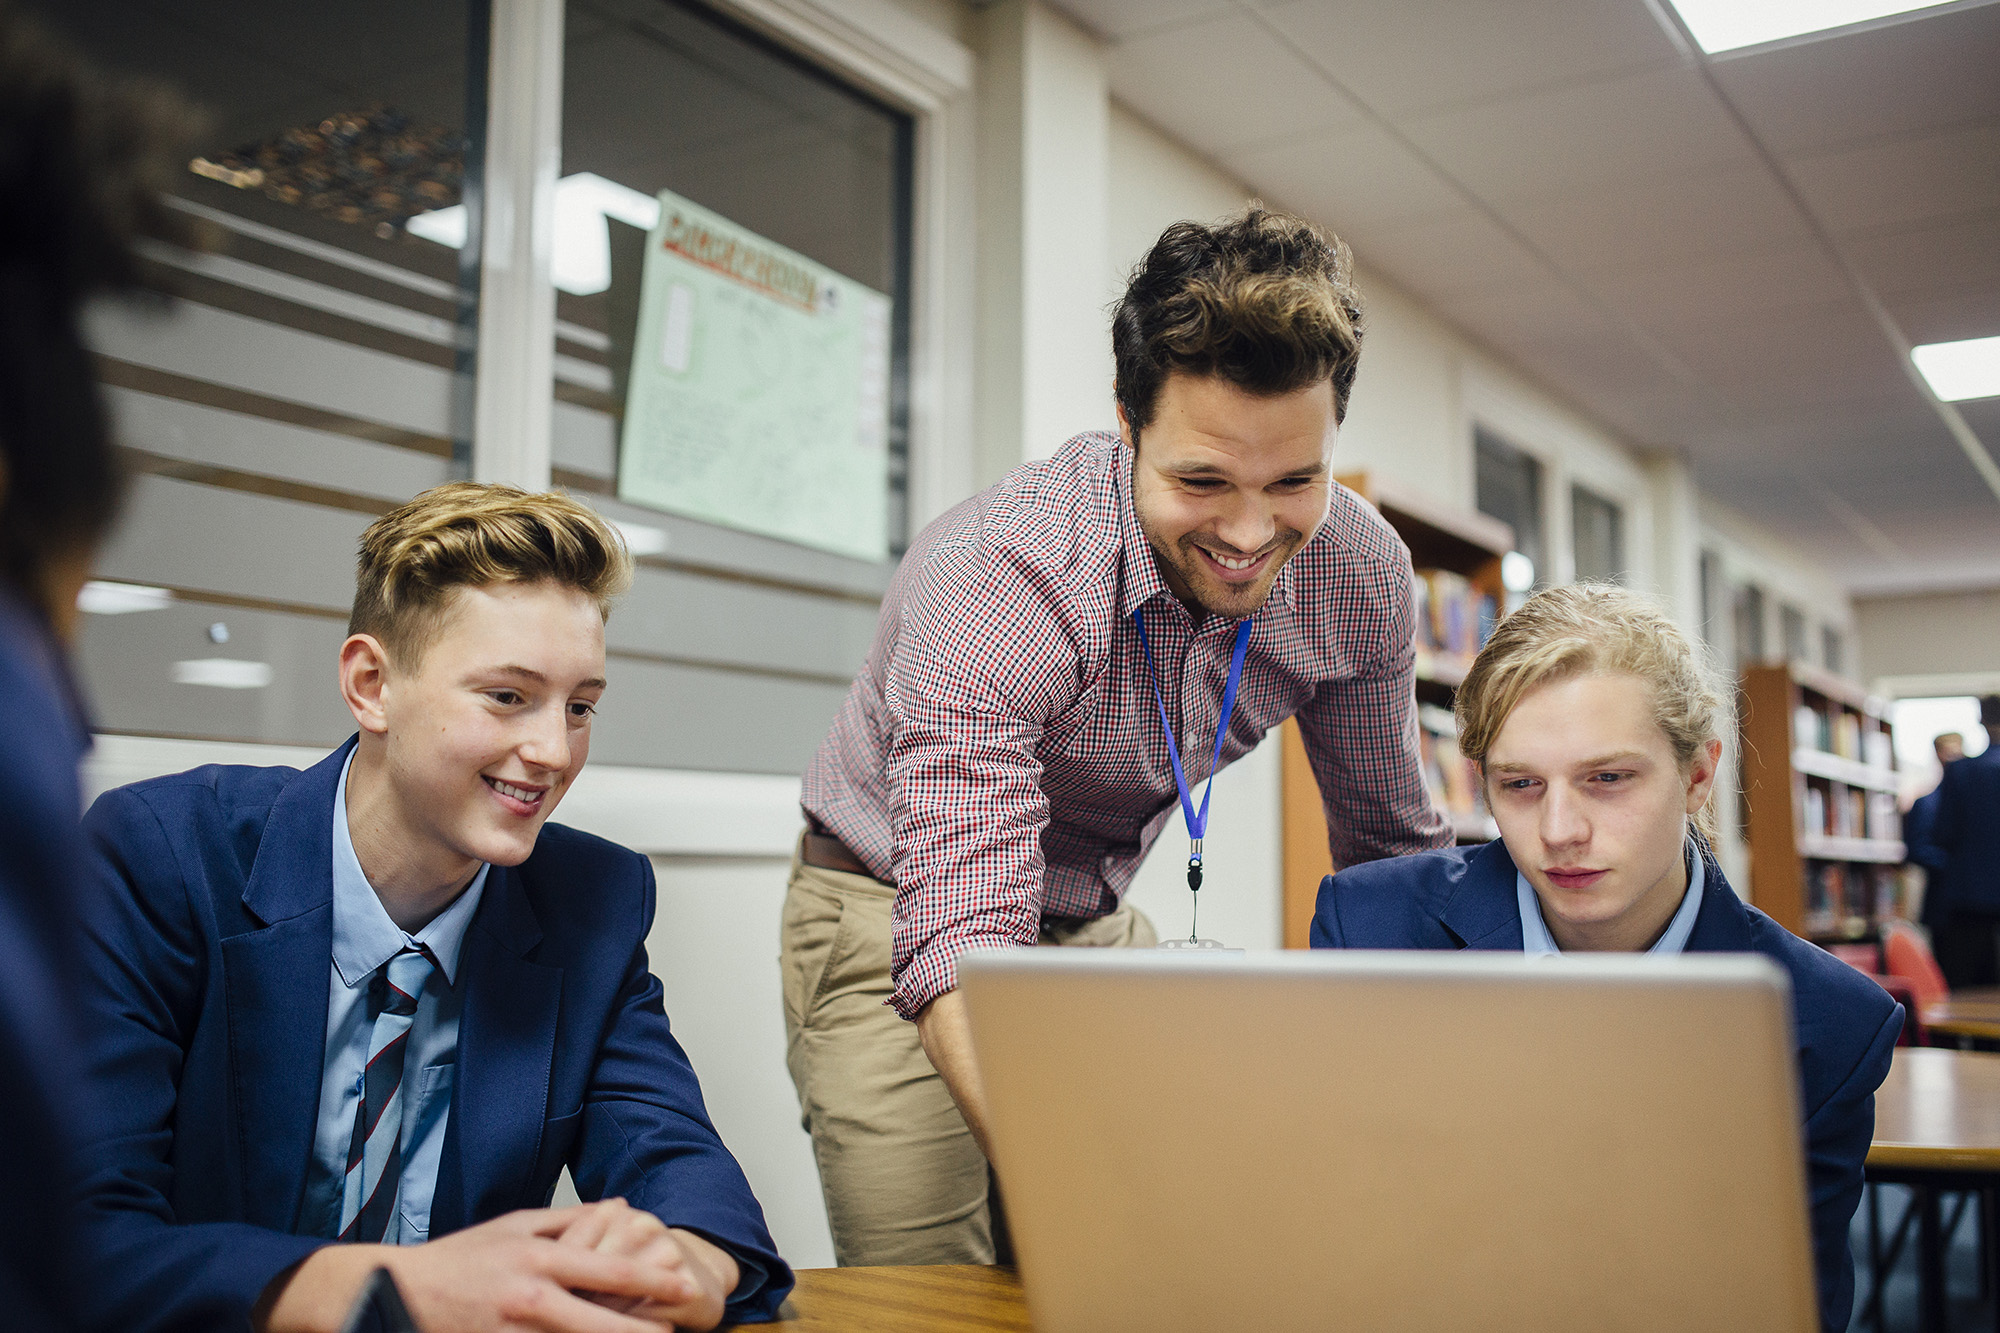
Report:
1589,245,1851,332
1052,0,1231,41
1887,281,2000,347
1259,0,1681,119
1709,1,2000,156
1654,301,1911,409
1498,164,1814,272
1788,119,2000,236
1106,15,1364,155
1843,208,2000,299
1399,65,1757,204
1236,123,1464,234
1345,208,1551,301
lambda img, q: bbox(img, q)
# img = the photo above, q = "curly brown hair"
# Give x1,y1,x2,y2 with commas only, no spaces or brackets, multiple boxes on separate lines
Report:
1112,207,1365,436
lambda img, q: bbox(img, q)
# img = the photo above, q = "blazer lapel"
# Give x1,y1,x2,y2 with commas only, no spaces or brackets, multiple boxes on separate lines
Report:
432,861,562,1233
1438,840,1528,951
221,740,351,1231
1684,859,1758,954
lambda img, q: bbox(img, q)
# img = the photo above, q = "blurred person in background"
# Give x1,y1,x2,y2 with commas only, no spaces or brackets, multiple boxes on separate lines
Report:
0,7,200,1329
1904,731,1963,938
1931,700,2000,988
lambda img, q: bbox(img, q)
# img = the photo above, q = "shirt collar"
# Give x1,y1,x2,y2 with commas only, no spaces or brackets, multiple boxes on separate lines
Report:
1113,440,1297,620
1517,841,1705,957
330,747,488,990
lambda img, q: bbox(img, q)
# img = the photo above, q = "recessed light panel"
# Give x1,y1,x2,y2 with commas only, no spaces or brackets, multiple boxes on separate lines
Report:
1913,336,2000,402
1666,0,1963,53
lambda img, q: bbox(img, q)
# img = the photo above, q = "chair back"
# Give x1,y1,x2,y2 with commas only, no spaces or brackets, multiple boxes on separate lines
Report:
1881,919,1950,1013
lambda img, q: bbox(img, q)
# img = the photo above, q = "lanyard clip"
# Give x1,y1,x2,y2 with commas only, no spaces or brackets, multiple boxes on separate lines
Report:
1187,840,1203,893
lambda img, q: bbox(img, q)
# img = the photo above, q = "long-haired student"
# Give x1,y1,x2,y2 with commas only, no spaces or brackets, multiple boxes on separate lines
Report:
1311,583,1901,1333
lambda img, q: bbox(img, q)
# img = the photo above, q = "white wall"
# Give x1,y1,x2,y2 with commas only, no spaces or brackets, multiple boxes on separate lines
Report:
1856,587,2000,690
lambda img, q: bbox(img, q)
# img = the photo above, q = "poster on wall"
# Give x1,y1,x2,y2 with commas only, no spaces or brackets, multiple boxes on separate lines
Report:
616,188,891,562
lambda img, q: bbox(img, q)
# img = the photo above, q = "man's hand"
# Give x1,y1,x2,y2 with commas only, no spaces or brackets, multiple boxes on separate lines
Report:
254,1205,714,1333
558,1196,739,1329
915,987,994,1158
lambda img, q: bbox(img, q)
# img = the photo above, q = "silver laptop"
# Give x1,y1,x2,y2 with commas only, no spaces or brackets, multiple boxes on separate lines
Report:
959,949,1817,1333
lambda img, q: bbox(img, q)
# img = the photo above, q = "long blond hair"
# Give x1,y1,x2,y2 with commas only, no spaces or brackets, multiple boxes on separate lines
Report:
1455,583,1727,847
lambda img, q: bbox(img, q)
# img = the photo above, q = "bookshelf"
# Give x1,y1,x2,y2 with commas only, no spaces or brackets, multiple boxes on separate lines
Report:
1280,473,1515,947
1739,662,1909,943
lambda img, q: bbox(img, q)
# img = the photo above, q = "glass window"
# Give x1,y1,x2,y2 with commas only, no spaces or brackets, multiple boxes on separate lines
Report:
1780,603,1808,663
545,0,914,558
1734,584,1767,667
1699,549,1723,650
1570,485,1624,584
1822,625,1845,677
1474,428,1545,587
35,0,479,748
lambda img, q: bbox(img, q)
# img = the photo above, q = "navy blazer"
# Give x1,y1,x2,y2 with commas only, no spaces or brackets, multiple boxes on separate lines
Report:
1933,747,2000,914
0,592,94,1333
1903,784,1951,927
74,740,792,1332
1311,840,1901,1333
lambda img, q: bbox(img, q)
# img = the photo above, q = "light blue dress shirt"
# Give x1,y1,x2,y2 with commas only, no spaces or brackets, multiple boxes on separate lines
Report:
1517,841,1705,955
301,750,489,1243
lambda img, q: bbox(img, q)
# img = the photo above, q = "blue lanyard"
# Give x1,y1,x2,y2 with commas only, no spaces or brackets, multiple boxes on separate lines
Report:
1132,607,1254,891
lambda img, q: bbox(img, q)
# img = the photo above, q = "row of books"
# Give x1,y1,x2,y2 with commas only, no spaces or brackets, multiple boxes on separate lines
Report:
1801,786,1899,841
1792,704,1893,769
1417,704,1484,820
1413,569,1498,660
1802,863,1909,938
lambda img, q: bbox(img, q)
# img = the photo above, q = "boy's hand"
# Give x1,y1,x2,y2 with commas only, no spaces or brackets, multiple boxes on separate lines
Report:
558,1197,739,1330
255,1205,707,1333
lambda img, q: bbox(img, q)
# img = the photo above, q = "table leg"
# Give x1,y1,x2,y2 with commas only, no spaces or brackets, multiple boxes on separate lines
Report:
1920,1185,1947,1333
1868,1184,1884,1330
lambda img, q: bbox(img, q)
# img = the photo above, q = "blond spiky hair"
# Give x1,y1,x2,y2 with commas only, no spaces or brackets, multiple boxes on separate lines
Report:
349,482,632,666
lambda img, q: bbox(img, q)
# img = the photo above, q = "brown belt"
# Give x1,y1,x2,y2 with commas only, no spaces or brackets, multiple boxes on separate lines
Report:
802,828,879,881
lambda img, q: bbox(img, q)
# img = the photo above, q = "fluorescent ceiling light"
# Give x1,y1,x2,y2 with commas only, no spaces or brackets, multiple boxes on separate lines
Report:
78,580,172,614
405,173,662,296
1912,335,2000,402
1666,0,1962,53
173,658,273,690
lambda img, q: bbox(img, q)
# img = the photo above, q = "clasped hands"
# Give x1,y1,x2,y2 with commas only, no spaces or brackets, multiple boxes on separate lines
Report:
258,1197,741,1333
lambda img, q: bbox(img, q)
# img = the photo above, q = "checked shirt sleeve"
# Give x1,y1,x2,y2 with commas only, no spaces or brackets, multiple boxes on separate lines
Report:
1295,558,1452,868
882,539,1087,1020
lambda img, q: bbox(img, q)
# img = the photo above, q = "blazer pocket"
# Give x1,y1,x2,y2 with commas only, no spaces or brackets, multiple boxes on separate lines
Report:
532,1110,583,1204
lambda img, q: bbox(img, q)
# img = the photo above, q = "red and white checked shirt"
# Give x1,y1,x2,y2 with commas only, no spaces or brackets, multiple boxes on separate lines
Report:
803,433,1451,1018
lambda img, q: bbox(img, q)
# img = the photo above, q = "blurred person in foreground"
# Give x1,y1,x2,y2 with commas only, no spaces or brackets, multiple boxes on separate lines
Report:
0,9,199,1330
1903,731,1963,937
1931,698,2000,988
1311,584,1901,1333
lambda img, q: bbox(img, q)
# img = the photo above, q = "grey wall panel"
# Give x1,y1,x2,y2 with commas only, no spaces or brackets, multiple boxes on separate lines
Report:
84,299,453,438
589,489,896,600
75,594,852,775
107,387,450,502
553,400,618,478
610,564,877,681
94,475,368,612
76,602,356,748
589,655,848,775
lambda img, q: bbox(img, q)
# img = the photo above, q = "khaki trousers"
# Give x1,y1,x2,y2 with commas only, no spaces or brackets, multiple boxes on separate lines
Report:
780,838,1156,1266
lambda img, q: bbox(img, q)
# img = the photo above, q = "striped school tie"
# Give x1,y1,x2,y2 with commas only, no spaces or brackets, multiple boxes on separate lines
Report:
337,943,438,1244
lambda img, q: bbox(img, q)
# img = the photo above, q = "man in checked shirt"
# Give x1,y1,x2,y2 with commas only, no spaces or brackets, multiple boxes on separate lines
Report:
784,208,1453,1266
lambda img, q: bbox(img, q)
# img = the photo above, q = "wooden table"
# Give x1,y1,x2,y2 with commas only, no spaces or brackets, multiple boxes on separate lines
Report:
741,1266,1028,1332
1866,1047,2000,1332
1922,997,2000,1044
